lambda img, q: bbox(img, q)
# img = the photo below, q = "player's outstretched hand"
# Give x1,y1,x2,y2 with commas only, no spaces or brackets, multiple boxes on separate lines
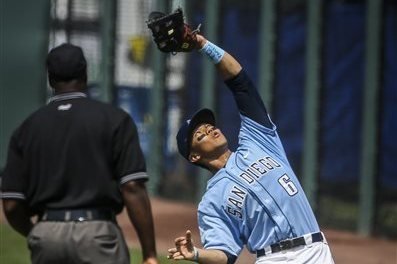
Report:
167,230,196,261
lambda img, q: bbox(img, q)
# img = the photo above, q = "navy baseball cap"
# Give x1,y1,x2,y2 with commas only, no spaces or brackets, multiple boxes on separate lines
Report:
176,108,216,160
46,43,87,82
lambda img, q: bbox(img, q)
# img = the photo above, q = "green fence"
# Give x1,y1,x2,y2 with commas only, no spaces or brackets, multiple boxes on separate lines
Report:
1,0,395,238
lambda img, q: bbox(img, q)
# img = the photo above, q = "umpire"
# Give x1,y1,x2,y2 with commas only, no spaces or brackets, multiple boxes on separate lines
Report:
1,43,158,264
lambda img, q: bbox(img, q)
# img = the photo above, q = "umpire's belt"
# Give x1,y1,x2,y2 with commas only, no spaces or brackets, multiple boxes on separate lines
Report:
256,232,324,257
40,209,116,222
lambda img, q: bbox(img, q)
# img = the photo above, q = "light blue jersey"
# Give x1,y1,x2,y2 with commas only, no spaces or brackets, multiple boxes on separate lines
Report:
198,114,320,256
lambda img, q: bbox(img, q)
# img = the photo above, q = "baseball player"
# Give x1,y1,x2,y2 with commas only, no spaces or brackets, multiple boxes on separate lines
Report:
146,9,335,264
170,35,335,264
1,43,158,264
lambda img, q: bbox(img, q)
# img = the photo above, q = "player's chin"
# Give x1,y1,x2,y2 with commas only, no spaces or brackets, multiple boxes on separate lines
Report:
217,135,228,146
214,138,228,151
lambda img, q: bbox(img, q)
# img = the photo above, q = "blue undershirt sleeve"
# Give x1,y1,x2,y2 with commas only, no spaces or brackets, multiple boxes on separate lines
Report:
223,251,237,264
224,70,272,128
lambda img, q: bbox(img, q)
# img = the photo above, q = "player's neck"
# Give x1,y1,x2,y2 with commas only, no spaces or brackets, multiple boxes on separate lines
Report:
208,149,232,173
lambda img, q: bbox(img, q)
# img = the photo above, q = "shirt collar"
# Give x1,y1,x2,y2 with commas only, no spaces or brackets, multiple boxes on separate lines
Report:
48,92,87,103
206,152,236,189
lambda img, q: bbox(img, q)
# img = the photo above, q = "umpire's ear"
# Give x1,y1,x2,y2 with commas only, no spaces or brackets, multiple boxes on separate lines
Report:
189,152,201,163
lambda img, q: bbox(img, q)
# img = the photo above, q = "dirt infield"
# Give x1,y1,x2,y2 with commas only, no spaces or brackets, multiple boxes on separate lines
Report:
119,197,397,264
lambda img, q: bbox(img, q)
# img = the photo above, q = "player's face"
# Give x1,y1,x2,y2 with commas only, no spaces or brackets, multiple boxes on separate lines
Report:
190,123,228,157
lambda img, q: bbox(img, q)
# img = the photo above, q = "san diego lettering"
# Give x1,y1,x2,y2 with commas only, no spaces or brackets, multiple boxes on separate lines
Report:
226,185,247,219
238,156,281,184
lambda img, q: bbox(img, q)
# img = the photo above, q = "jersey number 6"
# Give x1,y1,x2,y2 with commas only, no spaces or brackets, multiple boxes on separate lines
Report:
278,174,298,196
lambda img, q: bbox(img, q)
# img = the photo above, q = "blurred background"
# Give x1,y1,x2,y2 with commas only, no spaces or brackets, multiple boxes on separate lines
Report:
1,0,396,263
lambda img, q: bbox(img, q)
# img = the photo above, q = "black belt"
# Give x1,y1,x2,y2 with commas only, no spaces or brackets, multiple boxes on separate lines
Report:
257,232,324,257
39,209,116,222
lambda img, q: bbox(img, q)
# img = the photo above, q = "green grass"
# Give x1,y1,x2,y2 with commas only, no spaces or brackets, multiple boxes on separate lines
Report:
318,196,397,238
0,223,30,264
318,195,359,230
378,203,397,238
0,224,190,264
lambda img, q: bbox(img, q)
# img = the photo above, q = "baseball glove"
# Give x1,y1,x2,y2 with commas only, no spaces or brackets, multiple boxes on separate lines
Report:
146,8,201,53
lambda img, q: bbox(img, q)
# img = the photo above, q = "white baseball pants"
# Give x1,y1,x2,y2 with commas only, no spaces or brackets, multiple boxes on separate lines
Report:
256,241,335,264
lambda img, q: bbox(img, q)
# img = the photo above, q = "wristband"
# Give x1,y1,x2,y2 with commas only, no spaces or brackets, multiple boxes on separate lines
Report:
193,247,199,262
199,41,225,64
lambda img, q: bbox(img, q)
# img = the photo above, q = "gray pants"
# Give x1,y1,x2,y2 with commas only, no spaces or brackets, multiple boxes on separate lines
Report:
27,221,130,264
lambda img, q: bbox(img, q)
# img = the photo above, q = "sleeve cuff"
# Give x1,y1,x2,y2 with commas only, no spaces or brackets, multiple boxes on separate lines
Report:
0,191,26,200
119,172,148,185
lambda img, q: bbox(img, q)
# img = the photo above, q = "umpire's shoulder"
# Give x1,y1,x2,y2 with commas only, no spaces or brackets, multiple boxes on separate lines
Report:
87,98,132,119
81,100,140,136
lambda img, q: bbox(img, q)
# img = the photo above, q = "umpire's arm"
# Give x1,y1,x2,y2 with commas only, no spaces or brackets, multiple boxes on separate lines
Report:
3,199,33,237
121,180,157,263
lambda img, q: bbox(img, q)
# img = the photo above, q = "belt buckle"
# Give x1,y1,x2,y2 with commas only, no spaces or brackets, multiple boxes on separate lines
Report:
279,239,293,250
76,210,93,222
77,216,87,222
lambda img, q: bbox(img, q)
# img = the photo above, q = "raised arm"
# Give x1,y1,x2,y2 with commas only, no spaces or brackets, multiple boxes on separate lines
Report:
147,10,271,127
196,34,272,128
196,35,242,80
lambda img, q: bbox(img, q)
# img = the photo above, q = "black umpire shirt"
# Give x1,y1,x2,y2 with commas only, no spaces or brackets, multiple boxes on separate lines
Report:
1,92,148,214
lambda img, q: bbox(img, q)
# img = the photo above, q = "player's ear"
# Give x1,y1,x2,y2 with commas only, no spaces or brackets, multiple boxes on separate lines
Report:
189,152,201,163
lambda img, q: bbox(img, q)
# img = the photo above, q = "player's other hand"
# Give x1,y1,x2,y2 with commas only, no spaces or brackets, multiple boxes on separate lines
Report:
167,230,196,260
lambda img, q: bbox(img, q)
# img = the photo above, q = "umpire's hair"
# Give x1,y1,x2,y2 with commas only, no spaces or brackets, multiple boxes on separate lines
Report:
46,43,87,87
